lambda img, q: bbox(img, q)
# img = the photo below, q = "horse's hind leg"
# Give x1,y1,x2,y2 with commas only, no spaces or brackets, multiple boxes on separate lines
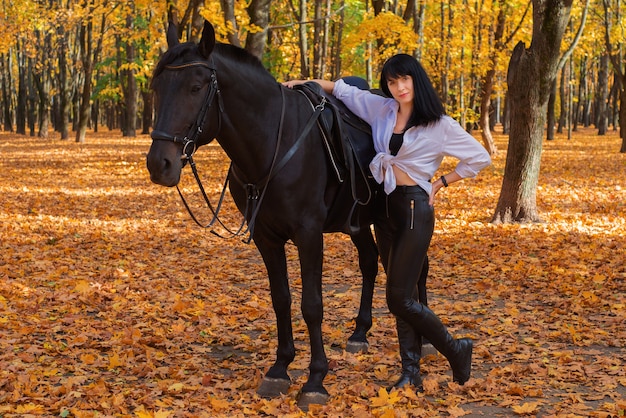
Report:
346,227,378,353
254,236,295,398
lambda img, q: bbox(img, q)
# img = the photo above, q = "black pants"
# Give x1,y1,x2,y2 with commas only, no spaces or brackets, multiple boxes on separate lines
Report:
374,185,433,320
375,187,473,385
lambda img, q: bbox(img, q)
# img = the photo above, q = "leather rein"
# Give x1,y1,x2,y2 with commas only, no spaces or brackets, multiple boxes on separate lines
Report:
151,59,326,242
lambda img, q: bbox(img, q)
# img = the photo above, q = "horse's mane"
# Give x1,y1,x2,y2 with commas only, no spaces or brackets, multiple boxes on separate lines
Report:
151,41,275,88
215,43,269,73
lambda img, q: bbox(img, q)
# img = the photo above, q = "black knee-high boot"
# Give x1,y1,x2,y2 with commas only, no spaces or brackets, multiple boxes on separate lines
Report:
388,317,423,391
416,257,431,347
388,288,473,385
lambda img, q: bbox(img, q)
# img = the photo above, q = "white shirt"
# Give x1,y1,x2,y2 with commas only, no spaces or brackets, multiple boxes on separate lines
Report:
332,79,492,194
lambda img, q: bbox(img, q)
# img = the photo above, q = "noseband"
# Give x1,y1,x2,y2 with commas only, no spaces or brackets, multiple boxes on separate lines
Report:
151,60,224,160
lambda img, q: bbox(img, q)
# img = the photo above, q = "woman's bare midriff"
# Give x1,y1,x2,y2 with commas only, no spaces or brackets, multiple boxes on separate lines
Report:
393,166,418,186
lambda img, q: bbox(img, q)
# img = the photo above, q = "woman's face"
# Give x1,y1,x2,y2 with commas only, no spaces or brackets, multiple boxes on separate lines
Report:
386,74,414,105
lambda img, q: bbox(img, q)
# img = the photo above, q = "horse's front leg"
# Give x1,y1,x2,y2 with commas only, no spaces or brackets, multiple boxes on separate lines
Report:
294,233,330,410
346,226,379,353
254,235,295,398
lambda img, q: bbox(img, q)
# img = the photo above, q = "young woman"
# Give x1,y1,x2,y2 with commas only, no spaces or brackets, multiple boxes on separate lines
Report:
283,53,491,392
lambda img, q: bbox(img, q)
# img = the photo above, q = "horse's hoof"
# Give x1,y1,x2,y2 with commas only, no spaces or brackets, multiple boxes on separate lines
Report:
257,377,291,398
346,340,369,353
297,391,330,411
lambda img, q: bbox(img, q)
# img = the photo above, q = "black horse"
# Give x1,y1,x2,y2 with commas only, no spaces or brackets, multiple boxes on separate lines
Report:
146,21,379,409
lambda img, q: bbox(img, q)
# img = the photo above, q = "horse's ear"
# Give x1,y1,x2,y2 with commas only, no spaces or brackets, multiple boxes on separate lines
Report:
167,21,179,47
198,21,216,58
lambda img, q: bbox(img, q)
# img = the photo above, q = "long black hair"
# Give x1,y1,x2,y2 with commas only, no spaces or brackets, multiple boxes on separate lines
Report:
380,54,445,128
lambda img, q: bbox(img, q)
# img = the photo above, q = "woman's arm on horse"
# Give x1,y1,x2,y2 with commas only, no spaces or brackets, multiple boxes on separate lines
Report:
282,79,335,93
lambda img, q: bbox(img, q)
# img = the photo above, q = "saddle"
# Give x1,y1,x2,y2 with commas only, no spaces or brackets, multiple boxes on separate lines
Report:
294,80,379,234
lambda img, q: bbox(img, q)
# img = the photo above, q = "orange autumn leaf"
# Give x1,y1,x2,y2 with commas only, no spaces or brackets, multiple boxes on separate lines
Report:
134,408,154,418
378,408,396,418
422,376,440,394
16,403,46,414
133,406,171,418
168,382,184,392
73,280,91,293
511,401,542,415
370,387,401,407
447,405,470,417
209,396,231,411
108,352,124,369
80,353,97,365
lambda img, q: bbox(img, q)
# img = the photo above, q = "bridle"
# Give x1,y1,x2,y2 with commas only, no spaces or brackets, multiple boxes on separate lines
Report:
150,59,242,236
150,58,327,242
151,60,223,160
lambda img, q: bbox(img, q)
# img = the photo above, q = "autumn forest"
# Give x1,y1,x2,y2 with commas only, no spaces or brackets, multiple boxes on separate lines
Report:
1,0,625,147
1,0,625,416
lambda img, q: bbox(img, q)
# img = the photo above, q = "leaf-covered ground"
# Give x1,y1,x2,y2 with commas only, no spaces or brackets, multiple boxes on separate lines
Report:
1,128,625,417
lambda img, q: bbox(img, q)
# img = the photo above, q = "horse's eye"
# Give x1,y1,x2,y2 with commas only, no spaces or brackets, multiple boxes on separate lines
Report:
191,85,202,93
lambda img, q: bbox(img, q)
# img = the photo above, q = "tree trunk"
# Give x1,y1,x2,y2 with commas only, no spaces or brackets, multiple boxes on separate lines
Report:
76,21,93,143
27,58,36,137
502,91,510,134
596,53,609,135
479,68,497,155
557,63,567,134
546,79,556,140
35,73,50,138
76,12,105,143
602,0,626,151
299,0,311,78
34,31,52,139
320,0,331,77
621,88,626,152
573,56,587,132
413,0,425,60
439,1,452,106
57,25,70,139
312,0,323,78
492,0,573,224
610,74,619,130
92,100,99,132
245,0,271,60
582,98,591,127
331,0,344,79
1,53,14,132
567,54,573,139
16,41,27,135
123,15,137,137
190,0,205,43
220,0,241,46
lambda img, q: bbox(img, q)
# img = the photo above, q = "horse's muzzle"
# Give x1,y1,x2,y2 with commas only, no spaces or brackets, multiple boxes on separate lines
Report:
151,130,177,142
146,139,183,187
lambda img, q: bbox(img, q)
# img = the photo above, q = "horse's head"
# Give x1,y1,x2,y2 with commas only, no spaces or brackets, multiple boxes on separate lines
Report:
146,21,221,187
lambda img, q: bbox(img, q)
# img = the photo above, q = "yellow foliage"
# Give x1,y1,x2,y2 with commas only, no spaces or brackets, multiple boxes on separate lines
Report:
343,11,418,70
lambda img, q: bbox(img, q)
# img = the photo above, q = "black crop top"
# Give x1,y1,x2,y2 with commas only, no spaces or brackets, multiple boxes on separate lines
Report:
389,132,404,156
